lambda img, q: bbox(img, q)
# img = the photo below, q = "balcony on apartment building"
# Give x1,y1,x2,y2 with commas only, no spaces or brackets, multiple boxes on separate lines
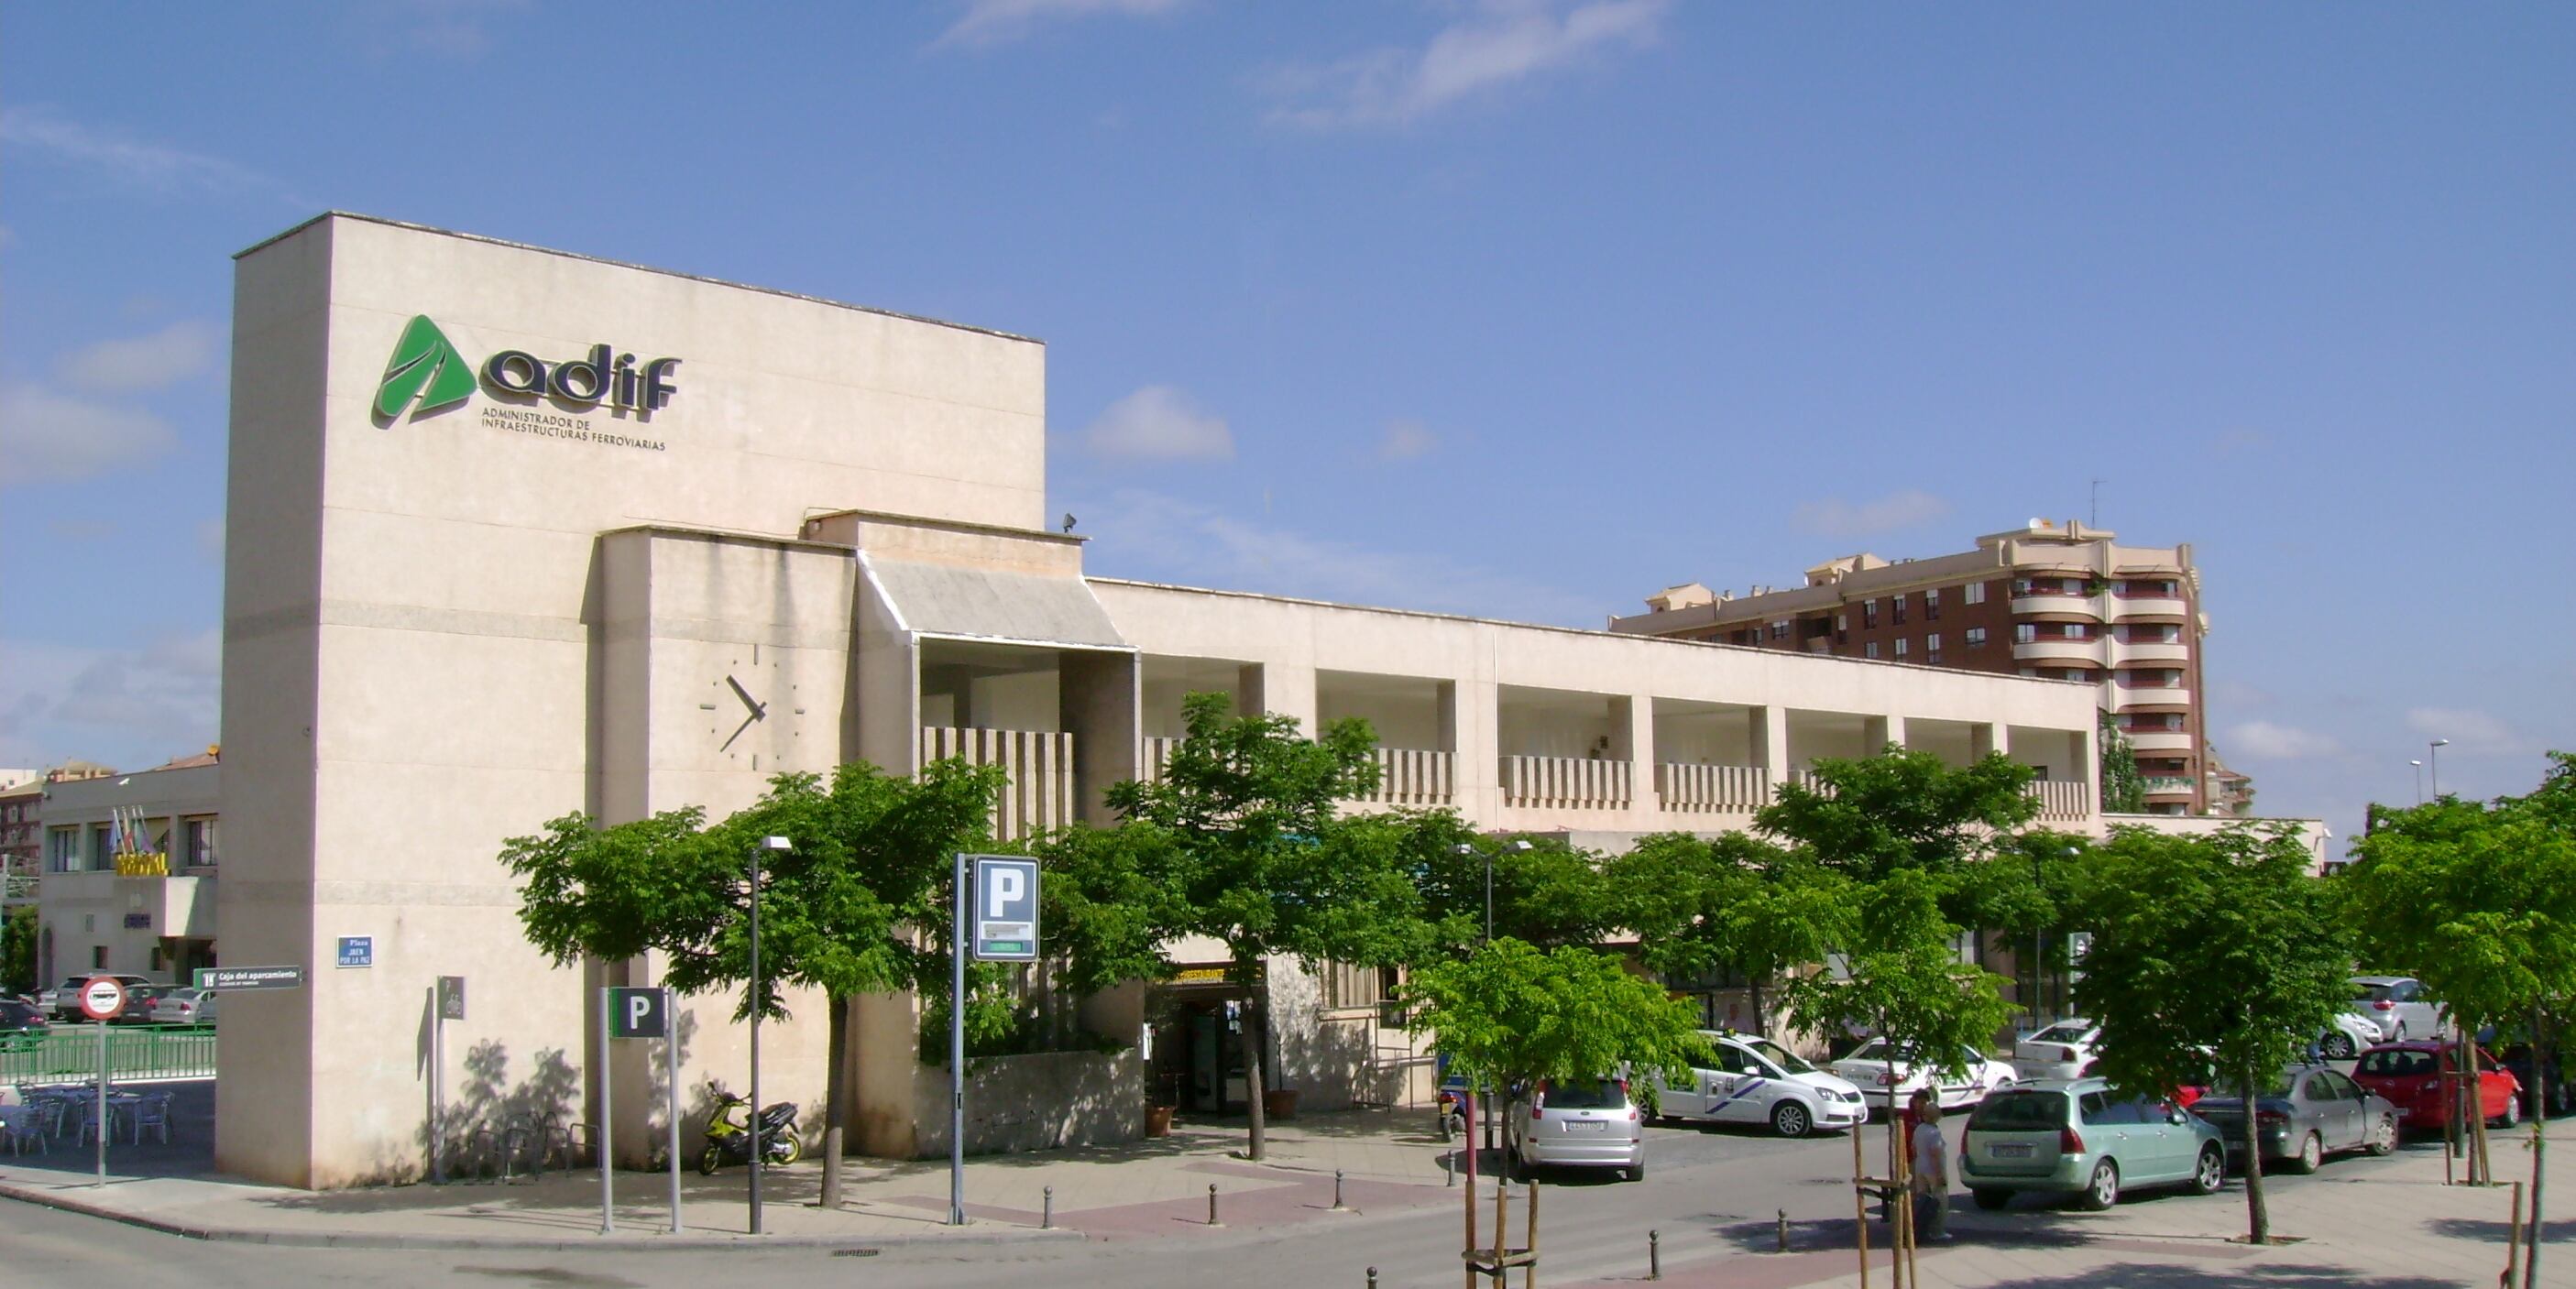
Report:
2125,728,2196,754
916,639,1111,839
2011,636,2107,665
1497,684,1633,813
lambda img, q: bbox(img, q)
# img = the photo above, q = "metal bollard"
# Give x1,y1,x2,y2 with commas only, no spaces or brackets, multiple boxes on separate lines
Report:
1649,1229,1661,1280
1209,1183,1220,1226
1446,1147,1456,1186
1367,1269,1378,1288
1777,1208,1790,1252
1042,1185,1053,1229
1332,1169,1346,1210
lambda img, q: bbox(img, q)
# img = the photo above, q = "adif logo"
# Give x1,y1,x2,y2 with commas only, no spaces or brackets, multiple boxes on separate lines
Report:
375,315,477,420
373,314,683,422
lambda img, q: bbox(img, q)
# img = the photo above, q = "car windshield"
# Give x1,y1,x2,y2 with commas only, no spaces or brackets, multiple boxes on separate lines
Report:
2353,983,2396,1002
2356,1049,2436,1077
1540,1079,1628,1110
1742,1038,1816,1075
2032,1023,2092,1044
1968,1091,2070,1131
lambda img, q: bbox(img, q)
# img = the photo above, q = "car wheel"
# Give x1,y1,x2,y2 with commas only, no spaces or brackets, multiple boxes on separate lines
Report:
1627,1157,1647,1182
2392,1021,2407,1043
1771,1101,1814,1139
2288,1132,2323,1174
2321,1032,2357,1060
2077,1159,2121,1211
1971,1188,2011,1211
2498,1094,2521,1130
2365,1114,2396,1156
2191,1145,2225,1195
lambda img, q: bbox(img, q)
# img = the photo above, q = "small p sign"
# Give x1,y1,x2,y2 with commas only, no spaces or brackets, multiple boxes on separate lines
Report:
970,856,1039,962
607,987,669,1040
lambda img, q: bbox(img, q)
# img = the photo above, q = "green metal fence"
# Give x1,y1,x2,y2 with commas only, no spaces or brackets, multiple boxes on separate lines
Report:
0,1024,216,1087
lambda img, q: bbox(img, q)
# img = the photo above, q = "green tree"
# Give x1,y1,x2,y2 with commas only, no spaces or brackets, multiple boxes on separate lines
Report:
2073,825,2352,1245
2097,710,2146,814
500,758,1003,1208
0,906,34,996
1400,937,1712,1175
1402,813,1618,953
1103,691,1426,1161
2343,754,2576,1284
1609,831,1853,1034
1758,745,2039,881
1948,830,2096,1023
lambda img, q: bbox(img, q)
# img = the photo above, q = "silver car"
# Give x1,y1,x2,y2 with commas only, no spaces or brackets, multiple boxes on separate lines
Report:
1505,1077,1646,1181
149,988,217,1026
2191,1064,2399,1174
2347,976,2444,1043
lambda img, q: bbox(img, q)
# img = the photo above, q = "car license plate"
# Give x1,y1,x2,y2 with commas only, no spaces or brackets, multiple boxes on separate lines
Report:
1567,1120,1607,1134
1990,1143,2034,1159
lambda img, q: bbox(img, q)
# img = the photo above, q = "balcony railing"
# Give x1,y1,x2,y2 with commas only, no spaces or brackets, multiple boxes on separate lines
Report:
1654,762,1767,814
1365,748,1455,805
922,726,1076,840
2025,779,2090,820
2112,686,2193,711
2142,776,2196,797
1500,755,1631,811
2126,729,2194,753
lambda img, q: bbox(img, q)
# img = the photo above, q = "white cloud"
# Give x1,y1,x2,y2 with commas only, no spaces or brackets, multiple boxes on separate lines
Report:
1070,486,1602,627
57,321,219,393
2227,720,2346,761
0,629,221,770
936,0,1189,47
1377,419,1438,462
1791,489,1951,539
1266,0,1670,128
0,105,281,199
1080,385,1235,462
2405,707,2532,755
0,383,178,486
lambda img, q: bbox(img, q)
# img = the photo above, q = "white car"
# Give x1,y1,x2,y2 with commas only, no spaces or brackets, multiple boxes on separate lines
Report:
2347,976,2445,1043
1654,1032,1869,1138
2318,1011,2379,1060
1832,1037,2017,1117
2013,1020,2102,1082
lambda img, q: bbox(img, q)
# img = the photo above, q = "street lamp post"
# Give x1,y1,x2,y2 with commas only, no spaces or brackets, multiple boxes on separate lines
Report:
748,834,791,1236
2428,739,2450,798
1459,840,1533,943
2410,759,2424,805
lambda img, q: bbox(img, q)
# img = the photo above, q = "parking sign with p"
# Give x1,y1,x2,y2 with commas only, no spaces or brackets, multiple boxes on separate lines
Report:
971,856,1039,961
607,986,668,1040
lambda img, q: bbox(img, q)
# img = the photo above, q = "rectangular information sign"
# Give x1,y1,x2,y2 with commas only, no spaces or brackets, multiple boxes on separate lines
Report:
194,966,306,990
970,856,1039,962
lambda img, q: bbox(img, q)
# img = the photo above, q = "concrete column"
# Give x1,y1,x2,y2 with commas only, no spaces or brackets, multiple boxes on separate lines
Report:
1970,723,1999,760
849,572,920,774
1454,677,1502,822
1061,650,1141,827
1865,714,1906,753
1435,680,1459,753
1615,695,1654,825
1754,706,1790,792
1236,663,1266,719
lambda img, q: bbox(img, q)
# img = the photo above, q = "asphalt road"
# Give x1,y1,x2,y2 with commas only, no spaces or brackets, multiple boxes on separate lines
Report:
0,1117,2438,1289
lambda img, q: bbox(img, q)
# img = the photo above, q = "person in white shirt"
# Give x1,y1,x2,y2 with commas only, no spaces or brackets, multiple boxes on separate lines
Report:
1909,1091,1950,1241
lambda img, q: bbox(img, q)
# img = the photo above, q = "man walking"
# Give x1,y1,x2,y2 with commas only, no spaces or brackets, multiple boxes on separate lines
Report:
1908,1089,1951,1242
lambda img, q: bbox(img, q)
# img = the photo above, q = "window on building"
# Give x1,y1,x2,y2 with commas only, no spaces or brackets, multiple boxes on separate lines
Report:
1835,613,1848,645
1894,638,1909,658
2063,622,2088,639
91,945,108,970
184,817,218,868
48,827,78,874
2014,623,2037,644
1864,600,1879,628
1925,588,1941,620
2019,666,2038,676
1964,582,1988,606
2013,578,2033,595
1892,594,1908,625
1769,618,1790,640
89,825,111,870
1865,642,1880,660
1926,633,1942,654
1965,627,1988,648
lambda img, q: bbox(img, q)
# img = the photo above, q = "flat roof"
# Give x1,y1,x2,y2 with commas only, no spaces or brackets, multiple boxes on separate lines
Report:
236,212,1041,345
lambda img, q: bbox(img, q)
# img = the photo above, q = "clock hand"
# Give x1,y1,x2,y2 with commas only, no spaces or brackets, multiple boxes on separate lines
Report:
726,675,768,719
720,710,761,752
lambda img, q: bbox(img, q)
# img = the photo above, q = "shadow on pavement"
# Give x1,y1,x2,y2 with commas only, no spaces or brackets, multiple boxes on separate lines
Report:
1968,1264,2461,1289
2424,1214,2575,1243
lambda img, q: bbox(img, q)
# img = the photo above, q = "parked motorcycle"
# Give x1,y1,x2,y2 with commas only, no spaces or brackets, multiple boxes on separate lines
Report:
1435,1087,1466,1142
696,1080,802,1174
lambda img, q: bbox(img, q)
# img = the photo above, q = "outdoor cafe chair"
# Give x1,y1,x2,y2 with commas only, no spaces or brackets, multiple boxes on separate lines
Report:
0,1105,47,1155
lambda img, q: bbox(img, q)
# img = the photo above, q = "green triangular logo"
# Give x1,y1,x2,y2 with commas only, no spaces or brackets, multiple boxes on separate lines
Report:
375,315,477,421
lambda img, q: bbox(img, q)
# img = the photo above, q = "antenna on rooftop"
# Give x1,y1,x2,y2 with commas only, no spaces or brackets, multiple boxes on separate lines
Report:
2088,479,2105,530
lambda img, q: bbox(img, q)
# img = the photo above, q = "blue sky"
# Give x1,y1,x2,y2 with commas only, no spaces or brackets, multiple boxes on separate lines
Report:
3,2,2569,844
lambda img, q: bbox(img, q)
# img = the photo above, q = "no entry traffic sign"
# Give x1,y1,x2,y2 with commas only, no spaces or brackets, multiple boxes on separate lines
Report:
78,976,126,1021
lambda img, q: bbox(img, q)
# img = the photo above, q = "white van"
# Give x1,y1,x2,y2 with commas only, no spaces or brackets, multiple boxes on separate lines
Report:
1656,1032,1869,1138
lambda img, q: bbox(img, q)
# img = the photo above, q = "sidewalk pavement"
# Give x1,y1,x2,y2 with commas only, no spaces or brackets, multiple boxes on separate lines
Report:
1564,1118,2576,1289
0,1105,1468,1250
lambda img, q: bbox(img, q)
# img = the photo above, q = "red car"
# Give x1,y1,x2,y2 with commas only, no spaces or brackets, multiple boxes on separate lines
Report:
2350,1042,2523,1131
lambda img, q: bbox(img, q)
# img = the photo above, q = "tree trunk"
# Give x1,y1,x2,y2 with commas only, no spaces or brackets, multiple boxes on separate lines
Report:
1748,977,1767,1036
1242,976,1268,1163
2240,1060,2270,1244
2527,1003,2548,1289
821,994,849,1209
2464,1025,2494,1185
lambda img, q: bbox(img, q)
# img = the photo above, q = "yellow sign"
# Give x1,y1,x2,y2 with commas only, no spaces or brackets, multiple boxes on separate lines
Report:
1170,967,1229,984
114,851,170,878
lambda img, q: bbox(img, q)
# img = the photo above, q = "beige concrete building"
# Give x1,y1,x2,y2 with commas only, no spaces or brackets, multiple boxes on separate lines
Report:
1610,521,2227,814
32,753,221,989
218,213,2115,1187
